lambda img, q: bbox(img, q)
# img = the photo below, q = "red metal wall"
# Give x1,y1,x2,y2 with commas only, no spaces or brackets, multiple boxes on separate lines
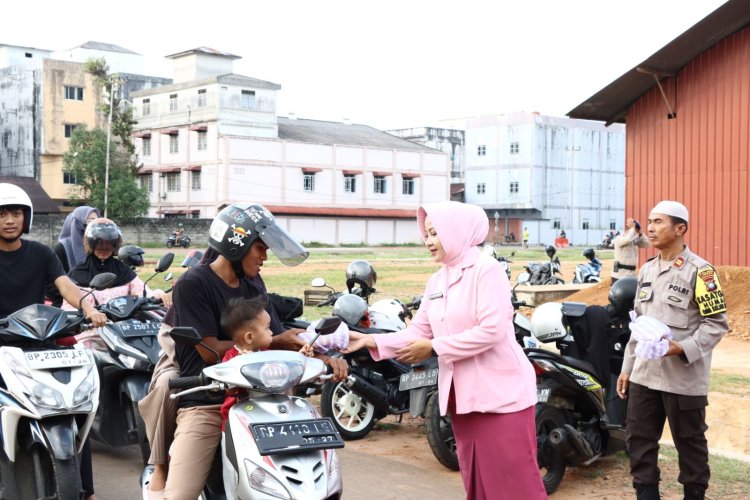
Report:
626,27,750,266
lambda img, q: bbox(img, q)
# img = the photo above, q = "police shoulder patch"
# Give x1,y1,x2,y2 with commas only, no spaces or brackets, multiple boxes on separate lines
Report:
694,265,727,316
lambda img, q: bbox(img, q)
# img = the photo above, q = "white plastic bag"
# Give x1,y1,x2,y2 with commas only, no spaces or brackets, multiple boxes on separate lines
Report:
629,313,672,360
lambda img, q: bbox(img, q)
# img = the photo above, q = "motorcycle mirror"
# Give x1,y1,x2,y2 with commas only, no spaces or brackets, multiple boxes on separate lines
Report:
156,253,175,273
90,272,117,290
517,272,531,284
169,326,202,345
510,251,515,257
181,250,204,268
315,316,342,336
311,277,326,287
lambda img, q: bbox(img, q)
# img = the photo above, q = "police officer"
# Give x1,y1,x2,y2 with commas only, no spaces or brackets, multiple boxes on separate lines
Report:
616,201,728,500
612,217,650,284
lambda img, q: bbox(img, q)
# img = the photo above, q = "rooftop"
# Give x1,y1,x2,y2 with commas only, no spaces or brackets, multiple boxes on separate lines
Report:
74,41,140,55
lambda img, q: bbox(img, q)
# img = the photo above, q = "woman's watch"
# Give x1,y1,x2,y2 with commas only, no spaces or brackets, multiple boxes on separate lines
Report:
431,348,438,357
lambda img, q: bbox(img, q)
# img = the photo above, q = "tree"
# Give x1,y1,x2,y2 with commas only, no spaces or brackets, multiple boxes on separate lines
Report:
85,57,137,156
63,127,150,219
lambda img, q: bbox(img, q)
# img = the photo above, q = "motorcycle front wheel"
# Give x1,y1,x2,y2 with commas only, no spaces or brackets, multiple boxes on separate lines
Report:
425,392,459,471
15,444,81,500
181,239,191,248
535,404,566,494
166,240,174,248
320,380,376,440
544,277,565,285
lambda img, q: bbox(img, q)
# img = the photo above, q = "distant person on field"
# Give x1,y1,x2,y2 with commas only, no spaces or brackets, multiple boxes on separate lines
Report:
612,217,650,284
523,227,529,248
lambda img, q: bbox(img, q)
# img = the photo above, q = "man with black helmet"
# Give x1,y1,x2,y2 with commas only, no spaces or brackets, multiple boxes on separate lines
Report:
163,203,348,499
612,217,650,284
616,201,728,500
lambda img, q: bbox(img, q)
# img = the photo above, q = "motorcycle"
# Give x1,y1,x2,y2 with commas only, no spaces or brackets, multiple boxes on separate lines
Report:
526,299,631,493
482,245,514,281
166,231,191,248
523,245,565,285
596,233,616,250
154,317,346,499
87,253,174,464
573,251,602,284
0,273,113,500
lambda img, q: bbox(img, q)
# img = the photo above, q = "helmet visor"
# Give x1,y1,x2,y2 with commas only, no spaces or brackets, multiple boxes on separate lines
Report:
259,224,309,266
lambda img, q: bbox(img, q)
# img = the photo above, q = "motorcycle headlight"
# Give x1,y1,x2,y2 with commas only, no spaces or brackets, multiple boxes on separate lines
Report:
73,366,96,407
244,460,290,499
99,326,149,363
240,360,304,393
30,382,65,409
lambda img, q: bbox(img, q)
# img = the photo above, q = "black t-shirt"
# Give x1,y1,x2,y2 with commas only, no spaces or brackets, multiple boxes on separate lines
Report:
173,266,283,408
0,239,65,317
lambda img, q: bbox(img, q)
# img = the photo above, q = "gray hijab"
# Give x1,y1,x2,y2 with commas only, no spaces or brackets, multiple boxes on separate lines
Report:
58,206,100,269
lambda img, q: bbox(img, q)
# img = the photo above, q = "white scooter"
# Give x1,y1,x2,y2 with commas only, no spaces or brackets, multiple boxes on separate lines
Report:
0,273,113,500
143,318,346,500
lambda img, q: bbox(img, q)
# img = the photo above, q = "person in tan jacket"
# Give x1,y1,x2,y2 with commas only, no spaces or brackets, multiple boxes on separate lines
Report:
612,217,650,283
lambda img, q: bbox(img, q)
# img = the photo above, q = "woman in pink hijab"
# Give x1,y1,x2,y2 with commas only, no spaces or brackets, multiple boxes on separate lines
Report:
346,201,546,499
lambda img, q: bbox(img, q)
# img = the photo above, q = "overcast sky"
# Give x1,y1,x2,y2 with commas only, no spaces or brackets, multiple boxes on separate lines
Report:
5,0,728,129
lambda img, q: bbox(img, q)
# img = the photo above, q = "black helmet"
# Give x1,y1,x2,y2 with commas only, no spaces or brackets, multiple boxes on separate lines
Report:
609,277,638,315
84,218,122,255
118,245,145,267
332,294,369,327
545,245,557,259
583,248,595,260
346,260,377,297
208,203,308,266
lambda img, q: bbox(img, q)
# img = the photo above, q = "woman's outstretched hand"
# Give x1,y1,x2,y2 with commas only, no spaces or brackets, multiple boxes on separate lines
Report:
395,339,433,364
342,335,376,354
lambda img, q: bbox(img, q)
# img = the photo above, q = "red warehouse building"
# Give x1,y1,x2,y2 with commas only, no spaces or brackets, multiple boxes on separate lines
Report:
569,0,750,266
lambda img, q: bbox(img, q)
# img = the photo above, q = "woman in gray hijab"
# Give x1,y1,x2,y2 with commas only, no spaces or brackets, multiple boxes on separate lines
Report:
54,205,100,272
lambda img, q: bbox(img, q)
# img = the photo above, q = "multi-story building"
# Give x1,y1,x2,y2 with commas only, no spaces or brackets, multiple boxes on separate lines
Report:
0,42,171,206
131,48,450,245
386,127,465,182
464,111,626,246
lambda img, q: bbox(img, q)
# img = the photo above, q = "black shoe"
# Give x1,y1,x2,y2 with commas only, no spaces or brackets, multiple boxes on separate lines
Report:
683,484,705,500
634,482,660,500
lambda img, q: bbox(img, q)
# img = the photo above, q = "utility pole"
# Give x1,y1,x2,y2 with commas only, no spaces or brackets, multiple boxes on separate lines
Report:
104,76,119,218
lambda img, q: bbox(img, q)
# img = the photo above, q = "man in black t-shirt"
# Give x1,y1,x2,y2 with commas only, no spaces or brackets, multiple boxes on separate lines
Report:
164,203,348,499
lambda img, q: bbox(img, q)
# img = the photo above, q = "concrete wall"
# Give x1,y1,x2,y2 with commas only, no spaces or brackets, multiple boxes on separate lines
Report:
0,66,41,177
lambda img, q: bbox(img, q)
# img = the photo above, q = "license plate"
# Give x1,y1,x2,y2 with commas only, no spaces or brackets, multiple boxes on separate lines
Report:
399,368,439,391
25,349,91,370
537,387,551,403
250,418,344,456
117,321,160,338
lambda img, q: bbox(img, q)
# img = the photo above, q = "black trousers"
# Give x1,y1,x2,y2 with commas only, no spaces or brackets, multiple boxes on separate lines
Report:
626,382,710,489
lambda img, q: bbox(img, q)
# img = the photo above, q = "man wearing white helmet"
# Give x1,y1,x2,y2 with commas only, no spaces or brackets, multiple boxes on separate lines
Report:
616,200,728,500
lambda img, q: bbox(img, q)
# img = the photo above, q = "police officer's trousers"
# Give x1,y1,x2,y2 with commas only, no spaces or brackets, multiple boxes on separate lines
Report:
626,382,710,489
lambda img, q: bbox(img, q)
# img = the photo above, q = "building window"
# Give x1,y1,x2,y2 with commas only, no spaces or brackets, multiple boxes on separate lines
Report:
64,124,78,138
509,181,519,193
610,219,617,230
241,90,256,108
553,218,561,229
63,172,77,184
169,134,179,154
510,142,519,154
191,171,201,190
582,220,590,230
303,173,316,192
64,85,84,101
402,177,415,195
142,137,151,156
139,175,153,192
25,52,32,58
344,174,356,193
166,172,181,192
476,182,486,194
197,131,207,151
197,89,207,107
169,94,178,112
374,175,387,194
143,98,151,116
477,145,486,156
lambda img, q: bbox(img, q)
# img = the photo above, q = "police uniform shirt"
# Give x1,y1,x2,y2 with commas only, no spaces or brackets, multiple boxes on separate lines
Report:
621,246,729,396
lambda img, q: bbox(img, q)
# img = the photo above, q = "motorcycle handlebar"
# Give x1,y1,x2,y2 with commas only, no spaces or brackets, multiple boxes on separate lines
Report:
168,375,206,390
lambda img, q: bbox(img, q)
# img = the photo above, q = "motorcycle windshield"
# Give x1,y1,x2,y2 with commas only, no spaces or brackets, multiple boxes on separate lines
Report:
259,225,309,267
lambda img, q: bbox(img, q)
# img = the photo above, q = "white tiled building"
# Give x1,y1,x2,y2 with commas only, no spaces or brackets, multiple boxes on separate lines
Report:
131,48,450,245
464,112,626,246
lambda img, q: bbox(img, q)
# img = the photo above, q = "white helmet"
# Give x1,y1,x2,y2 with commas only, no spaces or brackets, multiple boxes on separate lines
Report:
369,299,408,330
0,183,33,233
530,302,566,342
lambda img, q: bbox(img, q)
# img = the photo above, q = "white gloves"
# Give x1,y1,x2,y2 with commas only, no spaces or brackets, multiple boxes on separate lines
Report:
629,312,673,360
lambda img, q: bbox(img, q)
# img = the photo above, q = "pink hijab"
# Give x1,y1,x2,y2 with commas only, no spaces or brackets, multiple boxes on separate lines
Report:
417,202,489,269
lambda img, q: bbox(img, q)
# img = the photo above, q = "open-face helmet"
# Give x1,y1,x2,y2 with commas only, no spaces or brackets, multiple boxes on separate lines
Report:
545,245,557,259
118,245,145,267
583,248,596,260
0,183,33,233
609,276,637,316
332,294,369,327
208,203,308,271
346,260,377,298
530,302,566,342
84,218,122,255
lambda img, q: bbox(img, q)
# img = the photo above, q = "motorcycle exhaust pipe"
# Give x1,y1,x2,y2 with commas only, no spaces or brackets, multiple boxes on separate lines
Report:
346,374,390,415
549,424,596,465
